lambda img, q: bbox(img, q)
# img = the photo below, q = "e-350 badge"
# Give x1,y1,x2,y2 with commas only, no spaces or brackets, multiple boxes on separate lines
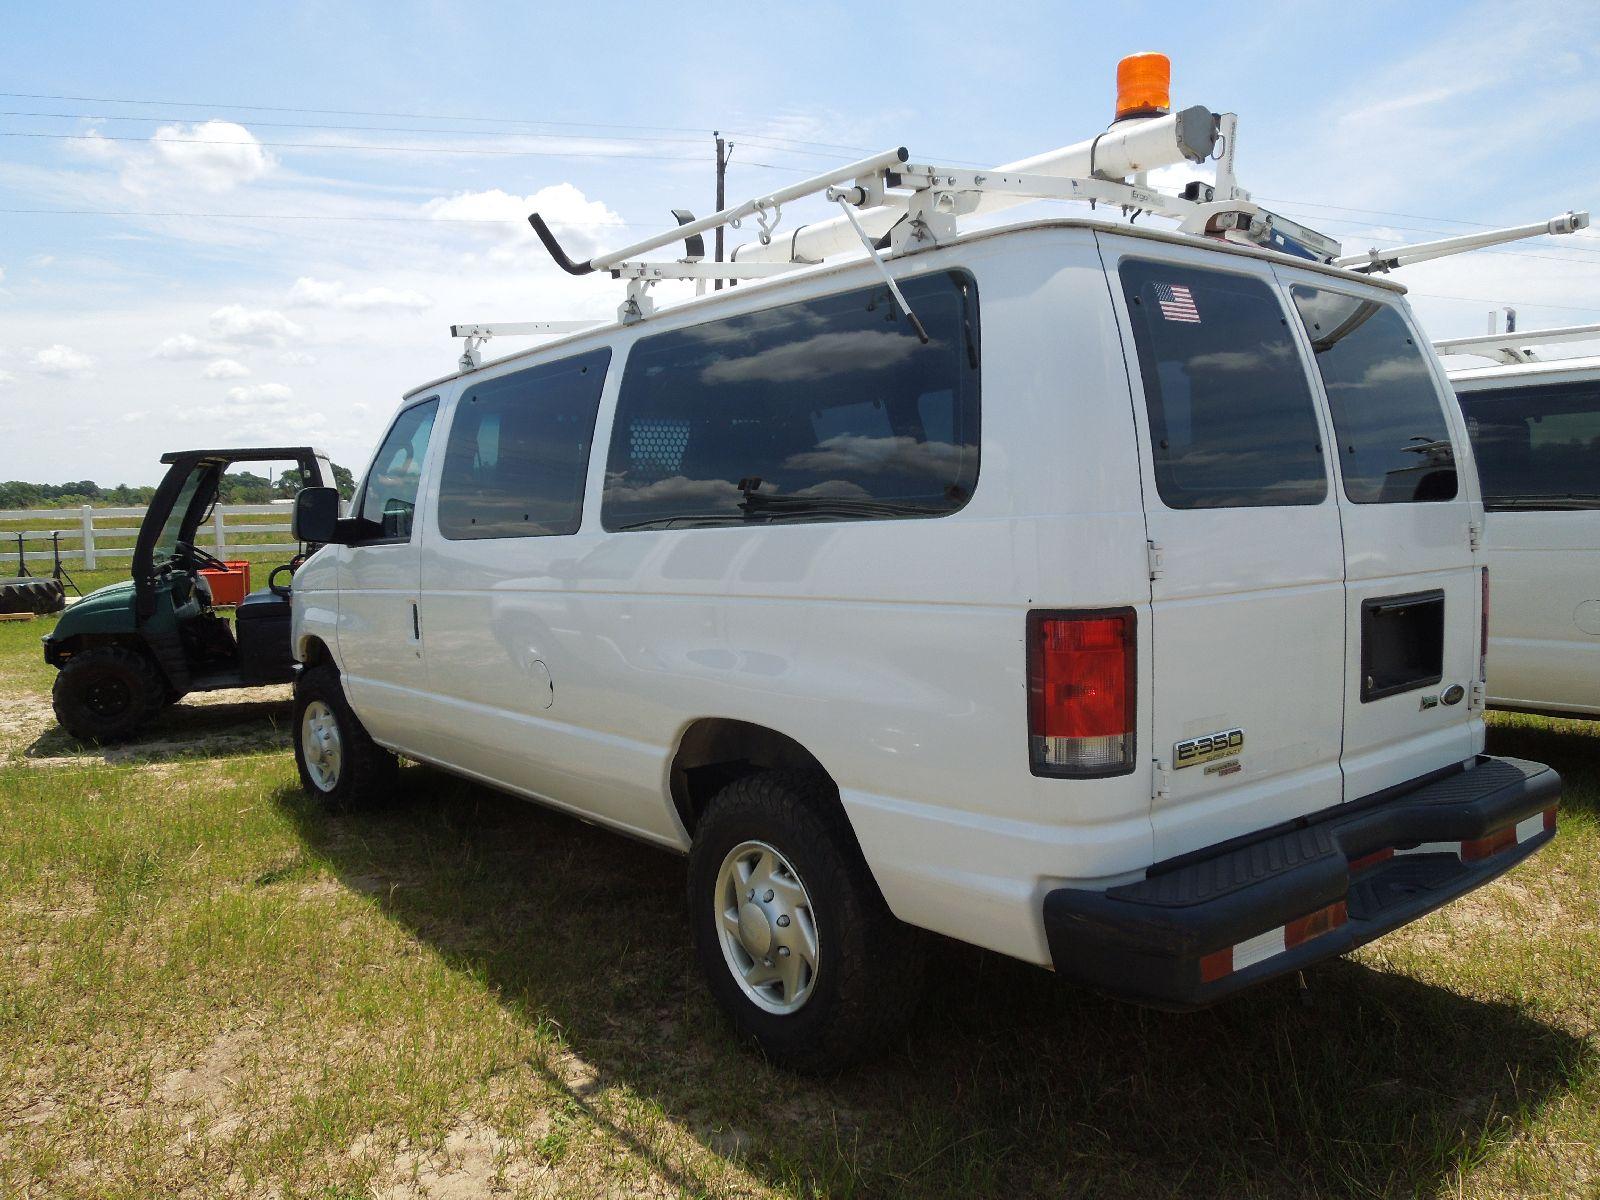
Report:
1174,727,1244,769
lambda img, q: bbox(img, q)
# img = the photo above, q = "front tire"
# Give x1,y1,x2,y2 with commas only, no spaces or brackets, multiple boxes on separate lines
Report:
293,663,398,807
52,644,165,742
688,769,923,1072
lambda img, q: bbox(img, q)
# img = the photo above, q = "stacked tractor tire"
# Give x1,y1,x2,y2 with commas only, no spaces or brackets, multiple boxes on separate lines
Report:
0,577,66,616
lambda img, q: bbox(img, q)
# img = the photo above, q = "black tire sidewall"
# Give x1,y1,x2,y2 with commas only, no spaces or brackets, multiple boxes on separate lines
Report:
53,647,163,741
292,664,394,807
688,771,890,1071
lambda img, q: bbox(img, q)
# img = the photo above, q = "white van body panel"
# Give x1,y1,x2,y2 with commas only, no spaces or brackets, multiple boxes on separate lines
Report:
295,217,1484,970
1451,356,1600,718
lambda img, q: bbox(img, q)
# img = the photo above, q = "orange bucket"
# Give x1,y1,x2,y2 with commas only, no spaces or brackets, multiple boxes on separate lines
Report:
198,560,252,607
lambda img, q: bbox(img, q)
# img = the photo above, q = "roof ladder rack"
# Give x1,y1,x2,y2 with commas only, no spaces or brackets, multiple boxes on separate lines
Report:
1433,321,1600,364
1335,211,1590,274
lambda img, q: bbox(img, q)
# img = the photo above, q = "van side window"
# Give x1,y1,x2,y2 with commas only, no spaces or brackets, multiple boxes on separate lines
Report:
437,349,611,540
1456,380,1600,510
600,271,980,531
1291,286,1458,504
1119,261,1327,509
358,398,438,540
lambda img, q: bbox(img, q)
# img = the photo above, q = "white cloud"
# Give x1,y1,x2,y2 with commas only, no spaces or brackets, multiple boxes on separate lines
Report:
29,344,96,377
112,120,277,196
202,358,250,380
0,369,14,388
153,332,236,360
208,305,305,345
224,382,294,408
423,183,625,265
278,349,317,367
288,276,432,312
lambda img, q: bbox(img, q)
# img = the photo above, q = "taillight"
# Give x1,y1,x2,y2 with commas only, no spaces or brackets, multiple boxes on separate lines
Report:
1027,609,1136,777
1480,566,1490,681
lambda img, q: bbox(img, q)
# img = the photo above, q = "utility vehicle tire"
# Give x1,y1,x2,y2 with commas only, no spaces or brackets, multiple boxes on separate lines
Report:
52,644,165,742
293,663,398,807
0,578,61,615
687,768,924,1073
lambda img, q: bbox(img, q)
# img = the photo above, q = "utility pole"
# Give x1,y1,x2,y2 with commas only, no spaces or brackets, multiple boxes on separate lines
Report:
714,131,728,290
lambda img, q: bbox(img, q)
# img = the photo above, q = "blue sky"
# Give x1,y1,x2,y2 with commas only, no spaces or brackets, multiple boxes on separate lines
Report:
2,0,1597,483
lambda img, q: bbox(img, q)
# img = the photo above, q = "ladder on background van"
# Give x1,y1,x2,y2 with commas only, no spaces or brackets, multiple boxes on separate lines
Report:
1433,322,1600,364
449,53,1592,368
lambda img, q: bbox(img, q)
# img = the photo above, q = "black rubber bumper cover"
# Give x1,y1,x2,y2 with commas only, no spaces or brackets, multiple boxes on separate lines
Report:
1042,755,1560,1009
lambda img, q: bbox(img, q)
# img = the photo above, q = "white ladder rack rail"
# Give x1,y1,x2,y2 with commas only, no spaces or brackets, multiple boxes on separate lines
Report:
1335,211,1590,274
1432,321,1600,364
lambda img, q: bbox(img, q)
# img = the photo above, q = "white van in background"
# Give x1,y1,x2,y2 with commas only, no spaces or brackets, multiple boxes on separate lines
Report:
285,214,1560,1070
1449,352,1600,719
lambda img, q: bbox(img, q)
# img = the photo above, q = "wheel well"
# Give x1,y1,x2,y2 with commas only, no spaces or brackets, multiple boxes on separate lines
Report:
670,718,834,836
299,635,332,669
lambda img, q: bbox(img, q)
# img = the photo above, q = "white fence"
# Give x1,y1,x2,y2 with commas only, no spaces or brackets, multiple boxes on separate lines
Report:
0,503,298,570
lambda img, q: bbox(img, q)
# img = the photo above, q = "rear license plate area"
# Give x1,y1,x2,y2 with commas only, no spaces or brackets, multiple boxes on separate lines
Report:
1360,589,1444,702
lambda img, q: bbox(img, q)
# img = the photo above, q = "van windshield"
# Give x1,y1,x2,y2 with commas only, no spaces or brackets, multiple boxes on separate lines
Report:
1291,286,1457,504
1456,378,1600,509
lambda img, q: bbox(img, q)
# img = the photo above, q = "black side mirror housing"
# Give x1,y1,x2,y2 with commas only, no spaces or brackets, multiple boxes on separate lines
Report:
293,486,348,545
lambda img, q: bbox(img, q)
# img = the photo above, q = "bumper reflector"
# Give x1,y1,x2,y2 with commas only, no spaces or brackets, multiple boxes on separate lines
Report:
1199,899,1349,984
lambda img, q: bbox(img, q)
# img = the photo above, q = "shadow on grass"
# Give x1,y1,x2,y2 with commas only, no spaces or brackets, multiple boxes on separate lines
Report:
26,692,292,764
1487,716,1600,817
276,768,1591,1200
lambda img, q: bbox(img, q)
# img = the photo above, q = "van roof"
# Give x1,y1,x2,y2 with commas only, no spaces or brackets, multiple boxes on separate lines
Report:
404,215,1409,401
1447,354,1600,387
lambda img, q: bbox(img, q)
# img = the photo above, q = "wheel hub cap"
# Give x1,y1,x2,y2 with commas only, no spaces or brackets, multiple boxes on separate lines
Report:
714,840,818,1015
737,901,774,958
300,700,343,792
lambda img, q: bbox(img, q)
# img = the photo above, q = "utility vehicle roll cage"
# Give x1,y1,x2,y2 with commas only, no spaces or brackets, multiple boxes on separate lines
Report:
447,60,1591,369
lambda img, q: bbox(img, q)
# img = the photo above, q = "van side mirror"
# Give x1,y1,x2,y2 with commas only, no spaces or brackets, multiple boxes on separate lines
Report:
293,486,346,545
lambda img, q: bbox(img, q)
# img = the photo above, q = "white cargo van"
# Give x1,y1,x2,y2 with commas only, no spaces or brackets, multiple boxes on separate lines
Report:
285,73,1560,1069
1447,348,1600,718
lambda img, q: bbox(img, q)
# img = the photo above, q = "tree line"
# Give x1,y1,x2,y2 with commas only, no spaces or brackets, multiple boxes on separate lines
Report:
1,464,356,510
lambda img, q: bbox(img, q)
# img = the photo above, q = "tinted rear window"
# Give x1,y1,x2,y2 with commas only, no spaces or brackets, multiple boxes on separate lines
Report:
1291,286,1457,504
1456,378,1600,509
437,349,610,540
1120,261,1327,509
601,271,979,531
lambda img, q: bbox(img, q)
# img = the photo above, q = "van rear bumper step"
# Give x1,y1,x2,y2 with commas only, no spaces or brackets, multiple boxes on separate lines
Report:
1041,755,1560,1009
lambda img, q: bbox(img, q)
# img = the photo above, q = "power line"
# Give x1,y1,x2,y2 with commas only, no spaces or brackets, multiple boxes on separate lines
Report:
1408,292,1600,314
0,90,879,160
0,205,664,228
0,128,806,168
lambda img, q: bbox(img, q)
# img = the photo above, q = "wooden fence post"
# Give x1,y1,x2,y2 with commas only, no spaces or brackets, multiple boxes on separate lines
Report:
80,504,97,570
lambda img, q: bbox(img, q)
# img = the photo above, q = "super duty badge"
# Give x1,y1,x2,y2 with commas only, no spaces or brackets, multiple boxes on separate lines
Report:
1174,727,1244,769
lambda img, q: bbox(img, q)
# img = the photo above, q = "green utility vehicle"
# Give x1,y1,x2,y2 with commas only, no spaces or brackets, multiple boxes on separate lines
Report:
43,447,332,742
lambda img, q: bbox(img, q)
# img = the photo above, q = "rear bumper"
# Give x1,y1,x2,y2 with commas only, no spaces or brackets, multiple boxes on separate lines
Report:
1042,755,1560,1009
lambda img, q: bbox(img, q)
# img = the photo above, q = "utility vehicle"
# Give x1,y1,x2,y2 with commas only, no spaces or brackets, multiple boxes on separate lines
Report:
1439,325,1600,719
43,447,332,741
286,55,1561,1070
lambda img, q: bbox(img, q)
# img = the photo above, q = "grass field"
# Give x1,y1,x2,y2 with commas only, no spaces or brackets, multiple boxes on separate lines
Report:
0,609,1596,1199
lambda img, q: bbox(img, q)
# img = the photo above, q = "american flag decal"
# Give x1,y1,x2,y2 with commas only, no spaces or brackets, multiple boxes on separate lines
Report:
1156,282,1201,323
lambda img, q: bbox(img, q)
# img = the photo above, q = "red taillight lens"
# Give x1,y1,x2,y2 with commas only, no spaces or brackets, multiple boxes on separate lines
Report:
1028,610,1136,777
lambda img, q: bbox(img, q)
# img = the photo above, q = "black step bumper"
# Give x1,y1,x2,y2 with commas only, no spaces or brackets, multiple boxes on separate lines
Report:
1042,755,1560,1009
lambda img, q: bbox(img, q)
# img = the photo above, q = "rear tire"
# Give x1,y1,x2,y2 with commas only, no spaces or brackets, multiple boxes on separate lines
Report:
293,663,398,807
687,769,924,1073
52,644,165,742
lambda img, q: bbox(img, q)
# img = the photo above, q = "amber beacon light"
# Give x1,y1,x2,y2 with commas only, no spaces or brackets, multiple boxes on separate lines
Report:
1114,52,1171,121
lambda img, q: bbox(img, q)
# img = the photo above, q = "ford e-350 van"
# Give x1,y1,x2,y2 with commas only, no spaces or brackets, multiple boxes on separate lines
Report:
287,218,1560,1069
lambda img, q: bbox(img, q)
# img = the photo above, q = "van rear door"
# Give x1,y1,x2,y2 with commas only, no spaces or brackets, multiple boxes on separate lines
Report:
1105,242,1348,861
1283,280,1482,799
